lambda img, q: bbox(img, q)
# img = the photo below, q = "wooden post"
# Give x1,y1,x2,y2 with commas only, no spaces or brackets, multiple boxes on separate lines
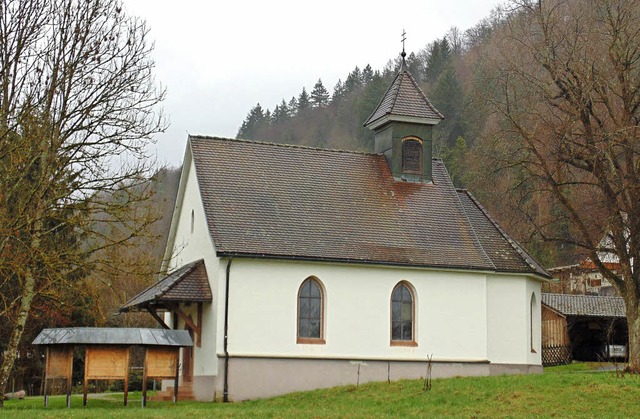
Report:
43,347,49,407
142,348,149,407
174,357,179,403
123,348,130,406
83,347,89,406
66,347,73,408
197,303,203,347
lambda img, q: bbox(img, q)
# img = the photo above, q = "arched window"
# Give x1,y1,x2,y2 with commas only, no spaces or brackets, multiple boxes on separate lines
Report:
190,209,195,234
297,277,325,344
402,138,422,174
391,282,416,345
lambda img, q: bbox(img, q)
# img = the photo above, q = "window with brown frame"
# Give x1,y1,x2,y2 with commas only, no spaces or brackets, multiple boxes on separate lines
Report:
297,277,325,344
391,282,416,346
402,139,422,174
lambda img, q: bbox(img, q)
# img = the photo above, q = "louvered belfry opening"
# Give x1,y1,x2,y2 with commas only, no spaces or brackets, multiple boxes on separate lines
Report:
402,138,422,174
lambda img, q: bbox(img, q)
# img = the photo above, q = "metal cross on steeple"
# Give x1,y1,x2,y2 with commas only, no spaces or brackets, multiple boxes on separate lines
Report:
401,29,407,53
401,29,407,65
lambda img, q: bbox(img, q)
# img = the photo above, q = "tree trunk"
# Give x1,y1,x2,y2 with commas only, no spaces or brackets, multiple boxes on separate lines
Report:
627,297,640,373
0,270,36,408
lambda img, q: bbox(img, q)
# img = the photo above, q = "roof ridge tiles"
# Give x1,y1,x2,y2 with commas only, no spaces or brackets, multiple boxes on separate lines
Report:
189,135,375,156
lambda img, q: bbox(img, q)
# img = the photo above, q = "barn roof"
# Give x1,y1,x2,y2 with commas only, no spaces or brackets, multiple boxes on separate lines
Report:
120,259,212,312
32,328,193,347
542,293,626,318
364,68,443,128
187,136,549,278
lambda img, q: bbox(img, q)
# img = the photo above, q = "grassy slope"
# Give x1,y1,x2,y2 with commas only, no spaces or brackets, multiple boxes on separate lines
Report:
4,364,640,417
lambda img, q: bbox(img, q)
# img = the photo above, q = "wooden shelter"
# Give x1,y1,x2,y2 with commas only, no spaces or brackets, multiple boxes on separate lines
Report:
541,303,571,366
33,327,192,407
541,293,627,366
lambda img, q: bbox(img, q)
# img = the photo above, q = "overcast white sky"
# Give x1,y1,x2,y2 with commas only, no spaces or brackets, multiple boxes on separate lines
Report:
123,0,501,166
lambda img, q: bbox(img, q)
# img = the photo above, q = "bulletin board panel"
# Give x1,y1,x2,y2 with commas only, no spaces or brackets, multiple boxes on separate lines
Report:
46,346,73,379
83,345,131,406
84,346,129,379
43,346,74,407
145,347,179,378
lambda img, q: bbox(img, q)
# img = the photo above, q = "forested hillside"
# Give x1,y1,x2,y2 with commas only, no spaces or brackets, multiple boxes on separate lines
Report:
235,6,582,268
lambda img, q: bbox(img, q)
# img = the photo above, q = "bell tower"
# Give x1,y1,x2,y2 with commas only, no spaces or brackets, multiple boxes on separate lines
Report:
363,38,443,183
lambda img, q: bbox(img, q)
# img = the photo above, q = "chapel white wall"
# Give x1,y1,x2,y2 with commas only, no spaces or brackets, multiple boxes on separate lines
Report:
166,150,221,377
223,259,492,361
486,274,542,365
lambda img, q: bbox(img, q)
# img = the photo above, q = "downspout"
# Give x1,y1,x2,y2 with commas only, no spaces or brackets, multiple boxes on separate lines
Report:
223,257,232,402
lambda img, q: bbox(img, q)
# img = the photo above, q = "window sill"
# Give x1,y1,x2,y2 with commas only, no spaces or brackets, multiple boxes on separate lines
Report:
390,340,418,347
297,338,326,345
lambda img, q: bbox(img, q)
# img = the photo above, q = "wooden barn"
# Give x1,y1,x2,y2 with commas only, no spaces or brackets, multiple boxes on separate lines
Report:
541,293,627,366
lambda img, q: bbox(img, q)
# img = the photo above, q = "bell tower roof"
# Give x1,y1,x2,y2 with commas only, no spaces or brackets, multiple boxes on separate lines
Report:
363,66,444,131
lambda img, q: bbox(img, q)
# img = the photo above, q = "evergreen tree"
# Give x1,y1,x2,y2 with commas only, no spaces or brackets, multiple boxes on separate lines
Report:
297,87,311,112
440,136,467,187
279,99,290,119
237,103,267,139
288,96,298,116
362,64,374,85
344,66,362,93
355,71,388,147
272,99,291,124
310,79,330,108
424,38,452,83
429,65,466,149
271,104,281,124
405,52,422,80
332,79,346,104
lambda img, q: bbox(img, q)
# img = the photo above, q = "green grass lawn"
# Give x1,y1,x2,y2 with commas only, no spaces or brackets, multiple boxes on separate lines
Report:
3,363,639,417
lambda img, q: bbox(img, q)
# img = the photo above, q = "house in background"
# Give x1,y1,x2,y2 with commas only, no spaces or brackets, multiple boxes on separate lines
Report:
541,293,627,365
545,259,619,296
122,58,550,401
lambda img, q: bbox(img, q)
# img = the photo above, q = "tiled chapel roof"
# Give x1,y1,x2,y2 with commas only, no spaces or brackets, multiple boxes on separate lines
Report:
364,68,444,127
188,136,548,278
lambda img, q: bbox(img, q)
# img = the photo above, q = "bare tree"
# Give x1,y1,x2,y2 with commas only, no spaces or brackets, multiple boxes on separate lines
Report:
477,0,640,370
0,0,165,404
